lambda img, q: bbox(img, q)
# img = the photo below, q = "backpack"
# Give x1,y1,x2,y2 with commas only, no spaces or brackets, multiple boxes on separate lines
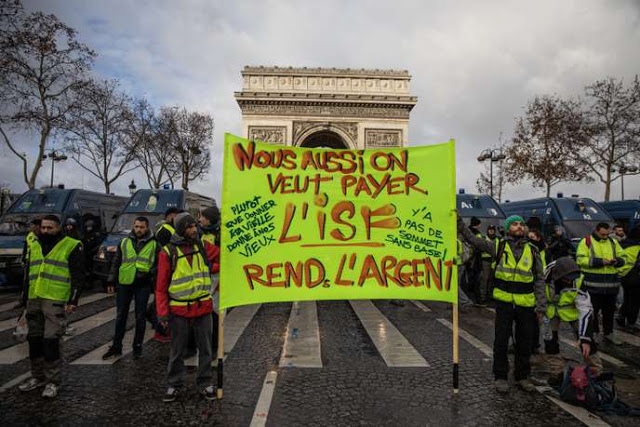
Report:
559,364,600,409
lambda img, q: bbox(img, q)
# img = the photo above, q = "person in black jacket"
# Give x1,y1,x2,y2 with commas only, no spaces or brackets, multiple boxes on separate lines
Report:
155,207,180,247
546,225,574,262
103,217,159,360
617,226,640,331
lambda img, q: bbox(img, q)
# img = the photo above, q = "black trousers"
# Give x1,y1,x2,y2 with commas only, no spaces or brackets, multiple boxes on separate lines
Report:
589,292,617,335
619,280,640,326
494,301,536,381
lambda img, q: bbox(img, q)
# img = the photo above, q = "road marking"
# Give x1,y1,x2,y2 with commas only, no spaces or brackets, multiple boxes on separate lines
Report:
0,299,20,313
411,300,432,312
0,305,128,365
613,329,640,347
349,300,429,367
249,371,278,427
537,388,611,427
436,318,492,358
0,372,30,393
558,336,626,367
71,325,155,365
280,301,322,368
0,293,111,333
185,304,262,367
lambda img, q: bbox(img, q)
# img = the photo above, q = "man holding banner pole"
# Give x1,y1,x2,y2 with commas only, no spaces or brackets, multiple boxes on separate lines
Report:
458,214,546,394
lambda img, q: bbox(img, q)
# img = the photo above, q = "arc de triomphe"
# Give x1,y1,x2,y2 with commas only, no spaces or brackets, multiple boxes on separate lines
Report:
235,66,417,149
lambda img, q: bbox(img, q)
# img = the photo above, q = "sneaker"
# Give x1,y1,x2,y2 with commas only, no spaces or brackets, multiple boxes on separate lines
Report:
18,377,46,392
603,334,622,346
133,347,142,360
41,383,58,398
517,379,536,393
163,387,179,403
102,347,122,360
201,385,216,401
494,379,509,394
153,332,171,343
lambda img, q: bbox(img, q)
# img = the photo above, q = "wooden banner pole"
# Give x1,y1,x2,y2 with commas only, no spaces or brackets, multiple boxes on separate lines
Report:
217,309,225,399
453,301,460,394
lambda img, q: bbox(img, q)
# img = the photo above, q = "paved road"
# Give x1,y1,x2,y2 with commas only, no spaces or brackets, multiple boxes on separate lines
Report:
0,291,639,426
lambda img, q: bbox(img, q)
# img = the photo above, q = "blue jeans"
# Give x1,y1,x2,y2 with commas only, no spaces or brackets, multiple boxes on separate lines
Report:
113,281,150,351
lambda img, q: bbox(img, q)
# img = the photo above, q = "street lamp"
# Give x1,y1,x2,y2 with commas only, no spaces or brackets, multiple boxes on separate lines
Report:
613,163,639,200
128,179,137,195
42,150,68,188
477,148,506,198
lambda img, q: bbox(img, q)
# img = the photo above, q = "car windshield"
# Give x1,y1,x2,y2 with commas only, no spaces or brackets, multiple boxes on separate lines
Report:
9,190,68,214
113,213,163,234
563,220,600,241
0,214,60,236
124,191,182,214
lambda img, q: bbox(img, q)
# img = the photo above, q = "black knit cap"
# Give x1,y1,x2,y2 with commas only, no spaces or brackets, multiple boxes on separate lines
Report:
470,216,481,227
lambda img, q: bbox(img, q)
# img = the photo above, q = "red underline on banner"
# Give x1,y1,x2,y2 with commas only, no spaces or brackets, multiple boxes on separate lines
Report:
300,243,386,248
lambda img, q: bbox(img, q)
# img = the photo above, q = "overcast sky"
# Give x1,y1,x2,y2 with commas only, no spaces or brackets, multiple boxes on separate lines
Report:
2,0,639,203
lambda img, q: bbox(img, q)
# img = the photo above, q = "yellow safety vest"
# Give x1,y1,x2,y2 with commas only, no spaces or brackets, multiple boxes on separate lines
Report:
576,236,622,290
201,231,215,246
545,276,582,321
493,239,536,307
25,231,38,259
28,236,81,302
155,223,175,238
619,244,640,278
480,234,493,260
165,244,212,306
118,238,157,285
540,249,547,271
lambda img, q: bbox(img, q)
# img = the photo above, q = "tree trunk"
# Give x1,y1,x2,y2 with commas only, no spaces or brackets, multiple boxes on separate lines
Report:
604,166,612,201
546,181,551,197
104,181,110,194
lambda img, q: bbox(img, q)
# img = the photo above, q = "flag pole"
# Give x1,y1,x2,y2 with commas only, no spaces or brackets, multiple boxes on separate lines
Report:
217,308,225,399
453,301,459,394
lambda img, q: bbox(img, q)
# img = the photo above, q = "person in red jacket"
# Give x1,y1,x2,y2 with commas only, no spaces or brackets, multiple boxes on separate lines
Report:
156,213,219,403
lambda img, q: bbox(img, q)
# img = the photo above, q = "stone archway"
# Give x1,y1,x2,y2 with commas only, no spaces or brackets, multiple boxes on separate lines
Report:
299,130,348,149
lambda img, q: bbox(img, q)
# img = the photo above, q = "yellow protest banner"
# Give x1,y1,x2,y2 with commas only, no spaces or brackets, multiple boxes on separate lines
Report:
220,133,457,309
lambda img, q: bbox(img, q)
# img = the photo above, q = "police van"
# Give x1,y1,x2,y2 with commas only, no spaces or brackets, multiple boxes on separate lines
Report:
501,196,613,244
0,188,127,289
93,189,216,281
599,200,640,233
457,192,506,234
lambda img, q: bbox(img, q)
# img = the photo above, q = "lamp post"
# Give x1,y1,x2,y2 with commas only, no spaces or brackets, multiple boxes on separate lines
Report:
128,179,137,195
477,148,506,198
613,164,639,200
42,150,68,188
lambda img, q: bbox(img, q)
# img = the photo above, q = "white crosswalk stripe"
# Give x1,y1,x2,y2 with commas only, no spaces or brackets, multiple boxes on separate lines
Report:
0,293,111,333
280,301,322,368
349,300,429,367
72,325,155,365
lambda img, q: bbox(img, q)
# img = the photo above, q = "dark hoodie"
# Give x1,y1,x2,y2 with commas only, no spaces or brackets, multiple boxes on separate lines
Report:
107,230,159,286
620,228,640,284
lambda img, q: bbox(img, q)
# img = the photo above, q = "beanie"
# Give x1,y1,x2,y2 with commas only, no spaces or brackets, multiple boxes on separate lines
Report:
504,215,524,231
201,207,220,224
470,216,481,227
174,212,196,237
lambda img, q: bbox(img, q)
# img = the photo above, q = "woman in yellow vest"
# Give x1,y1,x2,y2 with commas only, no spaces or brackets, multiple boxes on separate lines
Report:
458,214,546,394
102,216,158,361
617,226,640,332
542,256,603,385
18,215,84,399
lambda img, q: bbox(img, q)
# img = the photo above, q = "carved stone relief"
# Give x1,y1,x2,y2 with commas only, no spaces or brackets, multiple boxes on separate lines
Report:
248,126,286,145
240,103,410,119
365,129,403,148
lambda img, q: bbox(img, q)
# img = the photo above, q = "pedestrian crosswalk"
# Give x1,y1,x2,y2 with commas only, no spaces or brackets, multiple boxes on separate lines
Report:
279,301,322,368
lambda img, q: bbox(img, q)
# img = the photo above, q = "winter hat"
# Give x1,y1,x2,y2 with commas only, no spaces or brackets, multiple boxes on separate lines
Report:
504,215,524,231
470,216,481,227
549,256,581,283
174,212,196,237
201,207,220,224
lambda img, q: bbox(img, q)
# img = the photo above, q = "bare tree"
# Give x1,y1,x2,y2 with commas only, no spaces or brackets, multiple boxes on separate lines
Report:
64,79,137,194
161,107,212,190
574,76,640,201
0,5,95,189
504,95,590,197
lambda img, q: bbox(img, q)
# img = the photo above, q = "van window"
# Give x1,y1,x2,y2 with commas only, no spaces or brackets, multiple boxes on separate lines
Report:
125,191,182,213
10,190,69,213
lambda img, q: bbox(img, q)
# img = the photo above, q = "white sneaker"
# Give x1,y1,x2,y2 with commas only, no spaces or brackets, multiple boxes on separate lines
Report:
41,383,58,398
17,377,46,392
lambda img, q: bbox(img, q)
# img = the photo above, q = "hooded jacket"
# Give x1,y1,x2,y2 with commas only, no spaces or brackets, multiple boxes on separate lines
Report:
155,233,220,320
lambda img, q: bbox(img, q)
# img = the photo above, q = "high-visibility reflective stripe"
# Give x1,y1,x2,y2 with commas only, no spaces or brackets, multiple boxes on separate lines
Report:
169,272,210,286
589,239,616,267
494,266,534,277
122,257,136,263
30,260,44,266
37,272,70,284
42,259,69,268
494,279,534,294
583,281,620,288
170,285,212,299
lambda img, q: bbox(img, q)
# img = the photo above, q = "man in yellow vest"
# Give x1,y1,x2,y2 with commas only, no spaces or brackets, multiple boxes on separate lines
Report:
617,226,640,332
458,214,546,394
18,215,84,398
102,216,158,360
155,207,180,247
576,222,625,345
156,213,217,403
542,256,603,386
198,206,222,354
